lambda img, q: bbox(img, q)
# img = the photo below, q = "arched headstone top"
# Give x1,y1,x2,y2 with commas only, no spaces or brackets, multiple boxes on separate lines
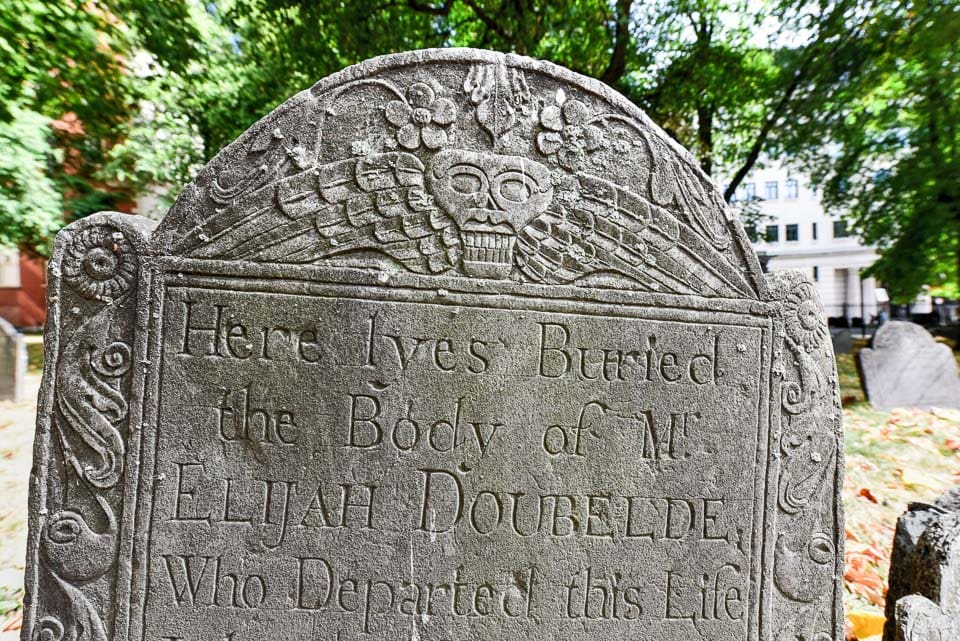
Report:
871,320,938,350
157,48,764,299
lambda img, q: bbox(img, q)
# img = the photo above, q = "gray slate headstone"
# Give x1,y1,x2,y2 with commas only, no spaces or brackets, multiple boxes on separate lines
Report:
0,315,27,401
22,49,844,641
895,595,960,641
831,329,854,354
859,321,960,410
884,492,960,641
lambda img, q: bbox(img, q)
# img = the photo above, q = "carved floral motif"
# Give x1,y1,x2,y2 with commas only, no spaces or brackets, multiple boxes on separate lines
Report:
463,63,531,144
784,282,828,352
536,98,606,170
384,82,457,150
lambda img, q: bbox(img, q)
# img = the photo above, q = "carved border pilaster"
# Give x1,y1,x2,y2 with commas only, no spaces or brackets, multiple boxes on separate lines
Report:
22,213,156,641
767,271,845,641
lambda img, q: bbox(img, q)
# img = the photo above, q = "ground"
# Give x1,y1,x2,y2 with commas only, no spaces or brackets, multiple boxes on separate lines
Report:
0,337,958,641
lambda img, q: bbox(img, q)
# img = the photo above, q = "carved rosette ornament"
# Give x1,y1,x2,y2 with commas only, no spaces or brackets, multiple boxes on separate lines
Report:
61,226,137,302
536,98,607,170
385,82,458,150
769,272,844,641
784,281,829,352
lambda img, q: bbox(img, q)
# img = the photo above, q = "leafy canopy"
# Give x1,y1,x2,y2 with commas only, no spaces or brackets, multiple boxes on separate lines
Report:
0,0,956,303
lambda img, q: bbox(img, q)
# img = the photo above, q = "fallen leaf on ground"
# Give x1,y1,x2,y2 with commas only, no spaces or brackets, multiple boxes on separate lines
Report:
0,612,20,632
847,610,885,639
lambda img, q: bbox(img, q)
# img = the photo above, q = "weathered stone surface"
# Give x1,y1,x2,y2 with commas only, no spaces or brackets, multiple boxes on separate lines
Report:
22,49,844,641
0,315,26,401
895,595,960,641
859,321,960,410
885,492,960,641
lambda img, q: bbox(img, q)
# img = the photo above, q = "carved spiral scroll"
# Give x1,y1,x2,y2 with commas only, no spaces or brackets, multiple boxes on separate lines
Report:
41,496,117,583
770,272,841,640
55,233,135,490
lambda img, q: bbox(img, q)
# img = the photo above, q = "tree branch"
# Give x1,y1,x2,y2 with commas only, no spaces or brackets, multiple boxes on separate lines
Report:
723,5,857,201
601,0,633,86
461,0,513,42
406,0,454,16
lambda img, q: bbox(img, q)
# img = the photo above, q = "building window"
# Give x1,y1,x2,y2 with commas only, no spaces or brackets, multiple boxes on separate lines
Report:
813,266,819,281
786,179,799,199
745,224,758,242
833,220,851,238
744,183,756,200
0,249,21,288
765,181,778,200
812,222,818,240
786,224,799,241
765,225,779,242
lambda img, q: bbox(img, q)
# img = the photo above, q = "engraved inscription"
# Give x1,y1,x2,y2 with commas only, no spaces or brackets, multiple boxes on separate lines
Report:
139,280,767,641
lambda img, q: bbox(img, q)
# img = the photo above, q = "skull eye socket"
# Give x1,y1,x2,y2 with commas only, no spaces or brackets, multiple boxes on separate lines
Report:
449,168,486,195
496,172,536,204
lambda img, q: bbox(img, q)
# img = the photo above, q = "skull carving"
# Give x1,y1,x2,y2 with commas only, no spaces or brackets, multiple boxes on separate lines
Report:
427,150,553,278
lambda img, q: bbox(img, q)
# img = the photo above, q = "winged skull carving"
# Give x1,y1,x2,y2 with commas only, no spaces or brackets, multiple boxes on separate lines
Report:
188,149,753,298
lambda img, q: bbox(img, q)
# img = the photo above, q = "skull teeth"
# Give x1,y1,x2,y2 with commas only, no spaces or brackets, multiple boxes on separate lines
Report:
463,231,514,265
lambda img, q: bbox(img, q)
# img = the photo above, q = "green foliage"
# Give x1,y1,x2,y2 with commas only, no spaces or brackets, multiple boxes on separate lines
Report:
803,0,960,302
0,0,206,252
0,106,64,256
0,2,128,130
100,73,206,212
0,0,956,300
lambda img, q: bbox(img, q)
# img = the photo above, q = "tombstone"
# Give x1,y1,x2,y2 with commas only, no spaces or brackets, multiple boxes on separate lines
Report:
21,49,844,641
831,329,854,354
0,315,26,401
858,321,960,410
884,490,960,641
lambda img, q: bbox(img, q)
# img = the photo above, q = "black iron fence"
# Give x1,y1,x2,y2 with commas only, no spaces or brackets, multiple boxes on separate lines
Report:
818,301,960,341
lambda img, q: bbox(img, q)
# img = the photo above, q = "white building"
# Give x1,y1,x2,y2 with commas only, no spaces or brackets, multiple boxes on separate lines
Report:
729,166,880,324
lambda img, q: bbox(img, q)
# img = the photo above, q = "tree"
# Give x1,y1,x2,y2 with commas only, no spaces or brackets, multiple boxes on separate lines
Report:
0,0,202,254
801,0,960,302
212,0,898,201
0,106,63,254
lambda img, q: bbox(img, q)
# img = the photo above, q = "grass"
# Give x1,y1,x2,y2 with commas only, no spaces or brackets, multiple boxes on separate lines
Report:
0,338,958,641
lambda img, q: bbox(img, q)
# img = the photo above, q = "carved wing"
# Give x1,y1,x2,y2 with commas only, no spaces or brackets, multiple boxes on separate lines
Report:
182,152,461,274
515,173,755,298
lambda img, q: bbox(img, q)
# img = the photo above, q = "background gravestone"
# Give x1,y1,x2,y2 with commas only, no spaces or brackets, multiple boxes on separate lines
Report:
22,49,844,641
0,316,26,402
831,329,854,355
858,321,960,411
884,489,960,641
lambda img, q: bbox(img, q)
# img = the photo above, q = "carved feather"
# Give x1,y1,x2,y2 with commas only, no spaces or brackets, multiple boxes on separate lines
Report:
187,152,460,273
516,173,754,298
